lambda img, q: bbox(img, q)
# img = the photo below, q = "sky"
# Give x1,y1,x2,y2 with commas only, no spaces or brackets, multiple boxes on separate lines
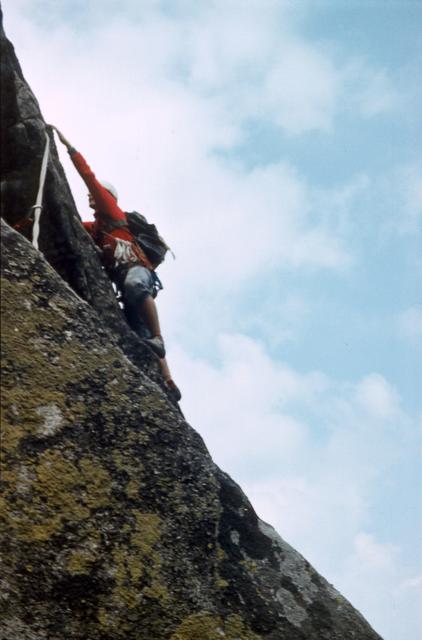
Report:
2,1,421,638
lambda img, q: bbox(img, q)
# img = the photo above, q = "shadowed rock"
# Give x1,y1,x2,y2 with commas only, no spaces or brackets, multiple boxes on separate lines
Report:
0,6,161,384
0,8,382,639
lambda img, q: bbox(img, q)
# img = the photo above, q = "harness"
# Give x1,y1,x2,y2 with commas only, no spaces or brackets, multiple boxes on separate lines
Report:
96,225,163,296
97,225,154,271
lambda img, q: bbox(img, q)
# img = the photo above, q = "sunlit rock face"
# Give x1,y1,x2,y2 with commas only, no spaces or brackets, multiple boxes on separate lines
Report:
0,9,382,640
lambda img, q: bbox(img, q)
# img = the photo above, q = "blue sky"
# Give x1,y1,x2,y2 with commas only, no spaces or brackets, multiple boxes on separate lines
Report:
3,1,421,638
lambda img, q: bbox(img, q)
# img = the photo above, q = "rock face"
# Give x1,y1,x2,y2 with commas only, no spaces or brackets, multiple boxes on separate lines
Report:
0,10,383,640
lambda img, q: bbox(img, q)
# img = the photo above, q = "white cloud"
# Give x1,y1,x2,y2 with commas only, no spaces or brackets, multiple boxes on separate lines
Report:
373,165,422,238
3,0,399,147
313,174,371,236
397,574,422,592
245,476,368,564
260,42,339,134
170,334,317,471
398,306,422,344
398,166,422,234
172,332,409,491
239,294,311,347
353,532,399,569
338,533,422,640
355,373,400,420
351,67,399,117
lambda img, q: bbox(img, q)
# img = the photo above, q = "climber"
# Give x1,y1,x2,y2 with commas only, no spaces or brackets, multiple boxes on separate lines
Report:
50,125,181,402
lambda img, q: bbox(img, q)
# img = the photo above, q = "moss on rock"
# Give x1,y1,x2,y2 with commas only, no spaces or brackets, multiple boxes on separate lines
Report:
170,612,261,640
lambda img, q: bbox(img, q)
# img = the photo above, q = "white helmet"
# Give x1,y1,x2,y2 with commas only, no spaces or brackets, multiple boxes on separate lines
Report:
100,181,118,201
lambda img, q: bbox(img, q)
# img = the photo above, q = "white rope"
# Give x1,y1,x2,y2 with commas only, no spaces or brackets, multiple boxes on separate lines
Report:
31,132,50,250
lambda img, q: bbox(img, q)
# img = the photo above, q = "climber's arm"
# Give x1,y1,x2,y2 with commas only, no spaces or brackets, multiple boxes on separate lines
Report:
50,126,126,225
50,127,76,153
70,151,126,222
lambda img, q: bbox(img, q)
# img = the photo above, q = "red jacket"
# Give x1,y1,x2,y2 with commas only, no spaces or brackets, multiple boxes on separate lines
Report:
70,151,152,270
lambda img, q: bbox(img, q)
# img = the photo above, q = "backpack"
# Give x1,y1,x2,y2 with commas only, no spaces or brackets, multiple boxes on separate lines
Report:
125,211,170,267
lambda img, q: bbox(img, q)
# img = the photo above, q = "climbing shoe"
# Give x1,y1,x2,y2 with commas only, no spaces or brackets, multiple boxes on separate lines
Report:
143,335,166,359
165,379,182,403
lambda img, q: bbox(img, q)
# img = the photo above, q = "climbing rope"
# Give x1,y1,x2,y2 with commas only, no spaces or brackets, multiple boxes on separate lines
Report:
113,237,140,265
31,131,50,250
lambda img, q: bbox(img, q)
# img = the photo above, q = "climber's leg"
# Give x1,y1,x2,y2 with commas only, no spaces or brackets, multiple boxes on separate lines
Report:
159,357,182,401
139,294,161,338
138,295,165,358
123,265,165,358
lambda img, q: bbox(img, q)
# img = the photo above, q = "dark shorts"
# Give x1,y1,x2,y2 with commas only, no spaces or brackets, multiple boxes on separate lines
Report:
123,265,156,306
121,265,162,339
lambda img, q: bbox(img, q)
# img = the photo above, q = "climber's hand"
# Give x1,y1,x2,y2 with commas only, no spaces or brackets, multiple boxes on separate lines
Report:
49,125,73,150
